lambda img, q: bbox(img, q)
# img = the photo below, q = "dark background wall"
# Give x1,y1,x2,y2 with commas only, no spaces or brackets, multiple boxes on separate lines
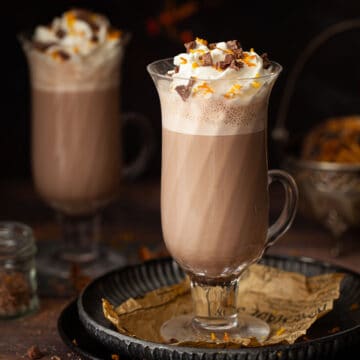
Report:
2,0,360,180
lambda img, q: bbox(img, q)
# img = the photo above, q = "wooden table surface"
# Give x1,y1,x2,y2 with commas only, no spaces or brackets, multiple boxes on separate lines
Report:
0,179,359,360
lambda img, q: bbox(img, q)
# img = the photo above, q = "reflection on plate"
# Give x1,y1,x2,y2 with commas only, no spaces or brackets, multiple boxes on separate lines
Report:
76,255,360,360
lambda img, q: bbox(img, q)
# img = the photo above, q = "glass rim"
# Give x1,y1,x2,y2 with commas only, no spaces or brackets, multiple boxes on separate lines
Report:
147,57,282,82
0,222,36,259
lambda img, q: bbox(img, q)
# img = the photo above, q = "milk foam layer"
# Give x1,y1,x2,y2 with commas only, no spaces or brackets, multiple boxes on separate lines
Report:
158,79,269,136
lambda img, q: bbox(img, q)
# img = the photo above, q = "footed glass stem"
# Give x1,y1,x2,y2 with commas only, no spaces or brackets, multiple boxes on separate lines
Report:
160,276,270,343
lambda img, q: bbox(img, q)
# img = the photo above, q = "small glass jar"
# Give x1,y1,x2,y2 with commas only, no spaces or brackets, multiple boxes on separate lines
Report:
0,222,39,319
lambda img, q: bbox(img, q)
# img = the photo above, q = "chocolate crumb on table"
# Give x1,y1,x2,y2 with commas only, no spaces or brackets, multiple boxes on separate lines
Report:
328,326,340,334
26,345,44,360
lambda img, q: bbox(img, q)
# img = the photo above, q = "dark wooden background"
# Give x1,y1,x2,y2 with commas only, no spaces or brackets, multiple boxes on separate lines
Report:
2,0,360,180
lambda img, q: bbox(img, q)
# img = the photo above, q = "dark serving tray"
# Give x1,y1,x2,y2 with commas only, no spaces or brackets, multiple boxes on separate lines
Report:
63,255,360,360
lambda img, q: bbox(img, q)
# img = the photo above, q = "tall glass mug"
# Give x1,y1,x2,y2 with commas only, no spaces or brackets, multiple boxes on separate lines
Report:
20,13,151,278
148,59,298,341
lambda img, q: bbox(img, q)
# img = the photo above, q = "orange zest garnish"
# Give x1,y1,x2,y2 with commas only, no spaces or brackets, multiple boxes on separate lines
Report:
210,332,217,341
192,62,199,69
275,327,286,336
107,30,122,40
241,53,256,67
65,11,76,29
223,332,230,342
252,81,261,89
189,49,206,54
193,82,214,95
224,84,242,98
196,37,208,46
216,47,234,54
180,56,187,64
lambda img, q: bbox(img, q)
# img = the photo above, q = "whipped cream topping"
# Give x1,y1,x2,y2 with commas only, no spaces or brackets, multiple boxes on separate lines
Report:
32,9,124,61
169,38,273,100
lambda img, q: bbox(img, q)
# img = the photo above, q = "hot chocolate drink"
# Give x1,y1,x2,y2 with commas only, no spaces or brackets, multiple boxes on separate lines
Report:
148,38,298,341
155,38,277,277
24,9,126,215
162,129,268,277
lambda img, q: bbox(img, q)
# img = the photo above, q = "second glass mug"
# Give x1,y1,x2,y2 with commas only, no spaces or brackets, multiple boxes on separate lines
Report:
21,33,153,277
148,59,298,341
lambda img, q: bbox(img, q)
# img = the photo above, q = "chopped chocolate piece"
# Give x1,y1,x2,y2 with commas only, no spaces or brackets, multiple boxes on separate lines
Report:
208,43,217,50
184,41,196,52
227,40,241,50
74,9,100,32
56,50,70,61
174,65,179,73
175,77,196,101
91,34,99,43
216,54,235,70
261,53,271,69
233,48,244,59
199,52,213,66
230,59,243,70
26,345,44,360
55,28,66,39
32,41,56,52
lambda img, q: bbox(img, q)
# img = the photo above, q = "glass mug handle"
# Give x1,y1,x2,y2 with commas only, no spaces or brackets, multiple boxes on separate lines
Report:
266,169,299,250
121,112,156,180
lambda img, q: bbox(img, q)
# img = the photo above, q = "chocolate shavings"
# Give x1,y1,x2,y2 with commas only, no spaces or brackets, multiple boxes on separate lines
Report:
216,54,235,70
230,59,243,70
73,9,100,32
199,52,213,66
233,48,244,59
175,77,196,101
26,345,44,360
32,41,56,52
91,34,99,43
55,28,66,39
184,41,196,53
226,40,241,50
56,50,70,61
261,53,271,69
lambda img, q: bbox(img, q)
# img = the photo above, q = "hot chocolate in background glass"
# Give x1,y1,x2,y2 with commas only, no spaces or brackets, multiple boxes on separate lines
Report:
148,38,298,341
21,9,135,278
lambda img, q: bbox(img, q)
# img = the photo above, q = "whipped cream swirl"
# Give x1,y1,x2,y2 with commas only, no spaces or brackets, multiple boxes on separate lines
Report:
32,9,124,61
169,38,273,100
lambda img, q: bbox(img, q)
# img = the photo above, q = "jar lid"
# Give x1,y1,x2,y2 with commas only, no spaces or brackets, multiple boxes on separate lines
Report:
0,222,36,261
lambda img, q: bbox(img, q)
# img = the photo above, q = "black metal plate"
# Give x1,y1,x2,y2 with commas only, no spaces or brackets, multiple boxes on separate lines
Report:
74,255,360,360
